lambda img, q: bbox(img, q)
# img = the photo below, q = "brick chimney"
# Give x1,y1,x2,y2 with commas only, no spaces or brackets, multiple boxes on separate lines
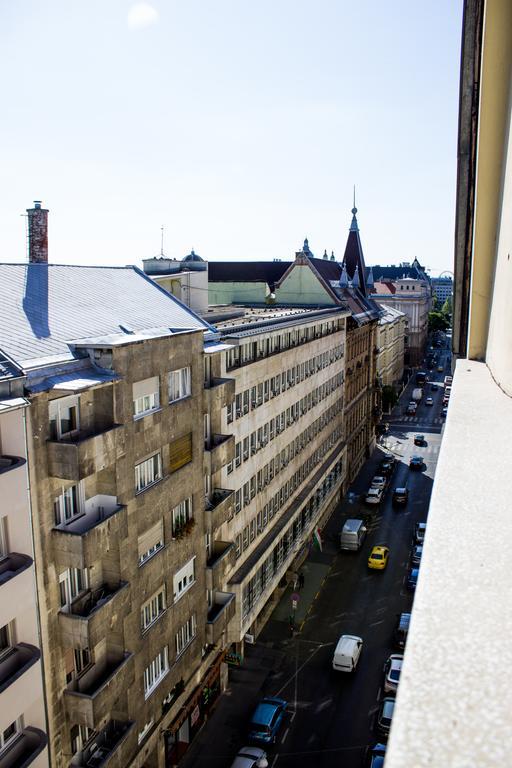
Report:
27,200,48,263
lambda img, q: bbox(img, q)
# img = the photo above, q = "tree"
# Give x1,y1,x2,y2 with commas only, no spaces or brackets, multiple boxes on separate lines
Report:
428,311,450,332
441,295,452,317
381,385,398,412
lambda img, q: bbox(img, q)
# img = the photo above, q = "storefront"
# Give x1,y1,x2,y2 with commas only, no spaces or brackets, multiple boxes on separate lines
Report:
164,651,226,766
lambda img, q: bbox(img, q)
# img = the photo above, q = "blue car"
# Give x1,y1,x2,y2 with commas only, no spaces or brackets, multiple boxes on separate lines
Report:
407,567,419,591
367,743,386,767
248,697,287,744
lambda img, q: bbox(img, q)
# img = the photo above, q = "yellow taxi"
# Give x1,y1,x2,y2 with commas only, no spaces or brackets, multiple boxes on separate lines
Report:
368,545,390,570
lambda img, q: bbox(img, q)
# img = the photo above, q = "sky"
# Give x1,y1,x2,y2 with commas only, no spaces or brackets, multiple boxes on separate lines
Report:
1,1,462,275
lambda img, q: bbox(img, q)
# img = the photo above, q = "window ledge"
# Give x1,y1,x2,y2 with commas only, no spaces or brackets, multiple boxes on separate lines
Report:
386,361,512,768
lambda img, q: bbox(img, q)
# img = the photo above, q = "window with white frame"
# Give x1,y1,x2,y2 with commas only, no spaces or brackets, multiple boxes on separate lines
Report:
135,453,162,493
0,620,15,660
168,367,191,403
138,519,164,565
141,587,166,631
70,725,96,756
133,377,160,418
54,484,82,525
175,614,196,657
49,395,80,439
1,717,23,755
59,567,88,609
144,647,169,698
171,497,192,537
173,557,195,602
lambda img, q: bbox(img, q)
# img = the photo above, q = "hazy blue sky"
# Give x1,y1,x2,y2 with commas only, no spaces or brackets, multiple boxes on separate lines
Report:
1,1,462,274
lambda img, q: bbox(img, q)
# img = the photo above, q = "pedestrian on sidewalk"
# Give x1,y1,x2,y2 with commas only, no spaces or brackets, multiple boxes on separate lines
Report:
298,572,305,590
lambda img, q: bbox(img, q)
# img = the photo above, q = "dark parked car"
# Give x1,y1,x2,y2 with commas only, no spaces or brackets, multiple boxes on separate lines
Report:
409,456,424,471
392,487,409,506
414,523,427,545
376,697,395,736
394,612,411,649
248,697,287,745
414,434,425,446
411,544,423,566
431,382,439,391
407,567,419,591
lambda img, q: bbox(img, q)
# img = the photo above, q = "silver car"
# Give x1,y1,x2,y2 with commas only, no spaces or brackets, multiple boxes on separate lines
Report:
230,747,268,768
383,654,403,693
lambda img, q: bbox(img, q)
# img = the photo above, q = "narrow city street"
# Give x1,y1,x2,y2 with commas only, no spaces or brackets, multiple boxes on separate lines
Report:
184,345,450,768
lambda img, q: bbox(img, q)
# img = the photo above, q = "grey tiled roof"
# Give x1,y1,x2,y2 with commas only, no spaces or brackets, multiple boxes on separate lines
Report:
0,264,214,368
0,350,23,380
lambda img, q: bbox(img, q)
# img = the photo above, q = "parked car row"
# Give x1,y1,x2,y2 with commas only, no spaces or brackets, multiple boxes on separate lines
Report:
365,454,396,505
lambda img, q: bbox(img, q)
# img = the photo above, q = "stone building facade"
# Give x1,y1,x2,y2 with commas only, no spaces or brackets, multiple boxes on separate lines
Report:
375,305,407,390
0,352,48,768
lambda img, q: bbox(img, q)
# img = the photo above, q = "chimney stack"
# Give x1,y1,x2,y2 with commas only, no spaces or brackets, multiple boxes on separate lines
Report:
27,200,48,263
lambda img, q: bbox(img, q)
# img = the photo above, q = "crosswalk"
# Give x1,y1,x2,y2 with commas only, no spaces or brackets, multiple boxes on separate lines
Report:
388,415,445,425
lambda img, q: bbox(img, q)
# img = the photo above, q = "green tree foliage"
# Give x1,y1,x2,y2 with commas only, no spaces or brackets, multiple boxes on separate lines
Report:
441,295,452,317
382,385,398,411
428,311,450,332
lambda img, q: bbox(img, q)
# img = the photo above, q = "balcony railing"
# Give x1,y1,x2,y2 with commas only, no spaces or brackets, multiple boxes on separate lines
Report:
59,582,130,650
206,591,235,645
206,542,235,591
47,425,121,481
65,652,134,729
204,434,235,474
205,489,234,531
0,726,47,768
73,719,135,768
53,499,127,568
0,643,41,694
0,553,33,589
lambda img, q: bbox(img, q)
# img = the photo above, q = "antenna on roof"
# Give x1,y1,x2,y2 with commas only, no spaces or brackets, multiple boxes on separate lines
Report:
353,185,356,210
160,226,165,257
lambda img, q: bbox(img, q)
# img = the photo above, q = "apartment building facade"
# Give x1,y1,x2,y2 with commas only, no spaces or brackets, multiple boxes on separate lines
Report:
371,276,431,365
205,307,349,651
375,305,407,390
0,352,48,768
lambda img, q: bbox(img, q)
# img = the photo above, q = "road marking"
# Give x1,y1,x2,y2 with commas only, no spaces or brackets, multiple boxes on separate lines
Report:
274,643,325,697
271,755,279,768
368,619,385,627
281,728,289,743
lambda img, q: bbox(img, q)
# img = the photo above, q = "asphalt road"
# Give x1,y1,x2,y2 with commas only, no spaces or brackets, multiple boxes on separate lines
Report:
257,347,451,768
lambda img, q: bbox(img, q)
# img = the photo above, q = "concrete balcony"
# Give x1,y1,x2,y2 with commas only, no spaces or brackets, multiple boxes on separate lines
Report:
72,719,136,768
64,652,134,730
203,377,236,411
0,644,42,724
53,498,127,569
58,582,130,650
205,489,234,531
0,454,25,478
0,726,47,768
0,552,33,589
206,591,235,645
206,542,235,591
204,434,235,475
47,425,121,481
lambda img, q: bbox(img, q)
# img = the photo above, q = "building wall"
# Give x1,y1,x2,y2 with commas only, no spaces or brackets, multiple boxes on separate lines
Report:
208,281,268,306
376,288,430,365
26,330,215,768
344,318,379,483
376,313,407,388
207,313,348,648
0,402,48,766
275,264,336,305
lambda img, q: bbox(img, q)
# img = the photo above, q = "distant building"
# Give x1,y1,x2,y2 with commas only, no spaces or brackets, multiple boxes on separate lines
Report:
143,250,208,314
430,276,453,305
375,305,407,390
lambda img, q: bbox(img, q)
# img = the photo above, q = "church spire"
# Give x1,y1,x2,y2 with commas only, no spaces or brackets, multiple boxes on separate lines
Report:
340,195,368,296
350,186,359,232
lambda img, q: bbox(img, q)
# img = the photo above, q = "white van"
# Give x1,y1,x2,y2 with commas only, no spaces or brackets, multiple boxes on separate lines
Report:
332,635,363,672
340,519,367,551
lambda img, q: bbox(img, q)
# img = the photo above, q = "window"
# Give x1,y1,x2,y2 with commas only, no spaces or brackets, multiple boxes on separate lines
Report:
141,587,166,631
70,725,96,756
0,620,14,660
49,395,79,439
144,647,169,698
74,648,91,675
133,377,160,418
168,367,191,403
54,484,82,525
0,517,8,559
135,453,162,492
138,519,164,565
172,497,192,537
176,614,196,657
173,557,196,602
59,567,88,609
169,433,192,473
1,718,23,755
235,442,242,468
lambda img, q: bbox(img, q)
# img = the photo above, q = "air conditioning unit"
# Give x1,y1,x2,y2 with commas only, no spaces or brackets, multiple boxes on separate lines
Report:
244,633,255,645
